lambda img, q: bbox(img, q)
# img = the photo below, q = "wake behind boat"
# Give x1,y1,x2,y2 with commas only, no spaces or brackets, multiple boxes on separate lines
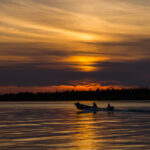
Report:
74,102,115,112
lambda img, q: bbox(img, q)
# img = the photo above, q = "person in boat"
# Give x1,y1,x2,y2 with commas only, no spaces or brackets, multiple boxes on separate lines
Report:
76,101,80,105
107,104,114,111
107,104,111,110
93,102,97,108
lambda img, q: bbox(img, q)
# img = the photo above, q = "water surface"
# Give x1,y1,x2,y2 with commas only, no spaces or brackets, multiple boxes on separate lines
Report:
0,101,150,150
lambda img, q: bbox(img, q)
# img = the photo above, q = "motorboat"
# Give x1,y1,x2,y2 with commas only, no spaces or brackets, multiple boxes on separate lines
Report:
74,102,114,112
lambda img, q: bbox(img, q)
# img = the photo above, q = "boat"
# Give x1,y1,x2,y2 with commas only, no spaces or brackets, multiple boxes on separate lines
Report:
74,102,114,112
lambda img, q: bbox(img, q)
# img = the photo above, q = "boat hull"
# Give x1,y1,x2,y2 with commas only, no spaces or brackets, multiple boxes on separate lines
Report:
74,102,114,112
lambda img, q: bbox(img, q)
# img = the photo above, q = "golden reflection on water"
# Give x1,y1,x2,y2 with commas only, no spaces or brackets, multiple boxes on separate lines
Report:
74,113,100,150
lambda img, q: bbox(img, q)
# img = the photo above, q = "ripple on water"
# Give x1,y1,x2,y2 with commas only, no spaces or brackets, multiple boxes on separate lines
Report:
0,101,150,150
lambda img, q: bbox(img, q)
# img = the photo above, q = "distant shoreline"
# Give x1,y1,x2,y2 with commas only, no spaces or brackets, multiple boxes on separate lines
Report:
0,88,150,101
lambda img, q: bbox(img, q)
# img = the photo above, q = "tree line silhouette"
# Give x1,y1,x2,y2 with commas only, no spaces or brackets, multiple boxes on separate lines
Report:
0,88,150,101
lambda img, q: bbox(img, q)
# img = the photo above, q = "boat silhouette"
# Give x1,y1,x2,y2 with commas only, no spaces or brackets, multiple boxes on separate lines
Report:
74,102,114,112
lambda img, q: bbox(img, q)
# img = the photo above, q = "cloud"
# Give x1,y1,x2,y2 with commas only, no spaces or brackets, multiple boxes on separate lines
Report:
0,0,150,92
82,37,150,62
0,58,150,88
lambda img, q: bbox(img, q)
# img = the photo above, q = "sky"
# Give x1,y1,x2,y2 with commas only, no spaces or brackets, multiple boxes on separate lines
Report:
0,0,150,93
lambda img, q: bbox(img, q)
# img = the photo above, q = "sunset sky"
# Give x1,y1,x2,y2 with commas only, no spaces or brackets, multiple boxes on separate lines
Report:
0,0,150,93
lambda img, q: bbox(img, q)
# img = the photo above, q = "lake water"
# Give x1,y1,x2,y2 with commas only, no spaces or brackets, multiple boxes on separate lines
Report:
0,101,150,150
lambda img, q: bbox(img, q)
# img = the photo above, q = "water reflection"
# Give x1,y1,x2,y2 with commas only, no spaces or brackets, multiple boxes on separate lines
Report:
74,113,99,150
0,102,150,149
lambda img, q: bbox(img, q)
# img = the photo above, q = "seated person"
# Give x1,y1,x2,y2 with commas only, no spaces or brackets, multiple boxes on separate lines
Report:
93,102,97,108
107,104,115,111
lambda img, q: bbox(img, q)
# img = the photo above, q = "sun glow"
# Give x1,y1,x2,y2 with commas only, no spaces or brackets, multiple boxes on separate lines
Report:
67,56,108,72
77,66,98,72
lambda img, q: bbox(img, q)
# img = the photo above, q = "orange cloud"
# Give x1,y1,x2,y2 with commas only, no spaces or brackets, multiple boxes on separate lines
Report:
0,83,126,94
